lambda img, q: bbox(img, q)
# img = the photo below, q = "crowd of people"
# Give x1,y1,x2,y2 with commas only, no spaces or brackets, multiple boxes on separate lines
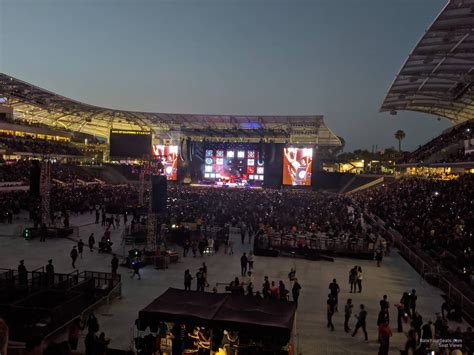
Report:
356,175,473,285
402,119,473,163
0,134,83,156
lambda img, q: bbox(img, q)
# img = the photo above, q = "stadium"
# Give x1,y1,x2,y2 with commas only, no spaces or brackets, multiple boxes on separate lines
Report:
0,0,473,355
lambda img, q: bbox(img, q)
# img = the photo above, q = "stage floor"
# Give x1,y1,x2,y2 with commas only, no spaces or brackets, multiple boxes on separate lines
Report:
0,212,469,354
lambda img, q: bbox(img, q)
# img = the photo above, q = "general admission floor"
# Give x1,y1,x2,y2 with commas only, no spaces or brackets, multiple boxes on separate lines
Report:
0,212,467,354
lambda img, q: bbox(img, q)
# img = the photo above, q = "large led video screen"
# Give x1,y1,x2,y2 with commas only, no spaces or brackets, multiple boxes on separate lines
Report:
203,143,264,185
109,129,152,158
152,145,178,180
282,147,313,186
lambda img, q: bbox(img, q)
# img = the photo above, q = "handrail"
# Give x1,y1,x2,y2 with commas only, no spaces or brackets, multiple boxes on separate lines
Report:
365,212,474,323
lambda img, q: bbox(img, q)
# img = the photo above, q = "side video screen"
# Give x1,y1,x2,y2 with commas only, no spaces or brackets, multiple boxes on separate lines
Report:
282,147,313,186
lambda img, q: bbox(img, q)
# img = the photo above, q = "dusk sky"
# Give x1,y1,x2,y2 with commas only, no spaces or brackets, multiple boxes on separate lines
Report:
0,0,451,151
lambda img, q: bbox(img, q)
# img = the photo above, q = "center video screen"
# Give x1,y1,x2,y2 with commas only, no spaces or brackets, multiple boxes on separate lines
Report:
203,143,264,185
152,145,178,180
282,147,313,186
109,129,152,158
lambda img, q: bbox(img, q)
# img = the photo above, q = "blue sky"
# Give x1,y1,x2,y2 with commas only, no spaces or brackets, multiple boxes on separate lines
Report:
0,0,451,151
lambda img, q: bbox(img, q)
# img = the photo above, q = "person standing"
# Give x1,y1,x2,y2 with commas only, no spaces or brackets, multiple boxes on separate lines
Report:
131,259,141,280
46,259,55,285
248,251,254,271
329,279,340,312
344,298,353,333
263,276,271,299
184,269,192,291
70,246,78,269
78,239,84,259
378,321,392,355
356,266,363,293
410,289,417,317
352,304,368,341
95,209,100,224
40,223,47,242
111,254,119,275
18,259,27,285
195,268,205,291
349,266,357,293
292,278,302,306
240,253,248,277
88,233,95,252
326,294,336,331
375,247,384,267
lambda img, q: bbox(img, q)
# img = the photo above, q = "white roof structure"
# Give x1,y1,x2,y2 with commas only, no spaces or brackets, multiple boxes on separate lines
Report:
0,73,341,146
381,0,474,124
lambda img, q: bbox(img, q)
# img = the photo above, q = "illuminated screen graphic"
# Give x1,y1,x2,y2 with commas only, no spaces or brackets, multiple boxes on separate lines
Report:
203,143,264,185
152,145,178,180
282,147,313,186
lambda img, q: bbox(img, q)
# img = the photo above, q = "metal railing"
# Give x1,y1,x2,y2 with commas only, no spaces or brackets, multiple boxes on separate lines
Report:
366,213,474,324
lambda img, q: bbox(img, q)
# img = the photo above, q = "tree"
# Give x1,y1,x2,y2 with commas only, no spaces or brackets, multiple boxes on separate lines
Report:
394,130,406,152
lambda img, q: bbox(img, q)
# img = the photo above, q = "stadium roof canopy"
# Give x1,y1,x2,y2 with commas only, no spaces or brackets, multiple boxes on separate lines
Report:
0,73,341,146
381,0,474,124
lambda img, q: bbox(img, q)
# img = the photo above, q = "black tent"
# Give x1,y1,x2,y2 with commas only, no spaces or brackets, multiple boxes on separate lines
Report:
138,288,296,340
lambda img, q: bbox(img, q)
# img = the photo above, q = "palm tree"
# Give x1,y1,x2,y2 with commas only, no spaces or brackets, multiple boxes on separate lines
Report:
394,130,406,152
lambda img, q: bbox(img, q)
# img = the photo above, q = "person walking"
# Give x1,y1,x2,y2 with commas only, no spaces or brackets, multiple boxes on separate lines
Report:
240,253,248,277
184,269,193,291
344,298,353,332
88,233,95,252
352,304,368,341
131,259,141,280
329,279,340,311
70,246,78,269
378,321,392,355
78,239,84,259
327,294,336,331
111,254,119,275
356,266,363,293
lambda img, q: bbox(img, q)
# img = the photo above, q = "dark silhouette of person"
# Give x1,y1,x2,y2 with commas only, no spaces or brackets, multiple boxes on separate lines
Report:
88,233,95,252
18,259,27,285
240,253,248,276
327,294,336,331
352,304,368,341
111,254,119,275
70,246,78,268
292,278,302,306
344,298,353,332
131,260,141,280
40,223,47,242
46,259,54,285
184,269,192,291
78,240,84,258
329,279,340,311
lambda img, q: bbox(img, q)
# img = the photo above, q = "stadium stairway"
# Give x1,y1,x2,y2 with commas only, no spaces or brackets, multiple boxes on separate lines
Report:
340,174,388,194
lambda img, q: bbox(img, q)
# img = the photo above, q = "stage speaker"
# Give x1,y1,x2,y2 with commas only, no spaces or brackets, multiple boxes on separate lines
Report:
151,175,167,213
30,160,41,197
